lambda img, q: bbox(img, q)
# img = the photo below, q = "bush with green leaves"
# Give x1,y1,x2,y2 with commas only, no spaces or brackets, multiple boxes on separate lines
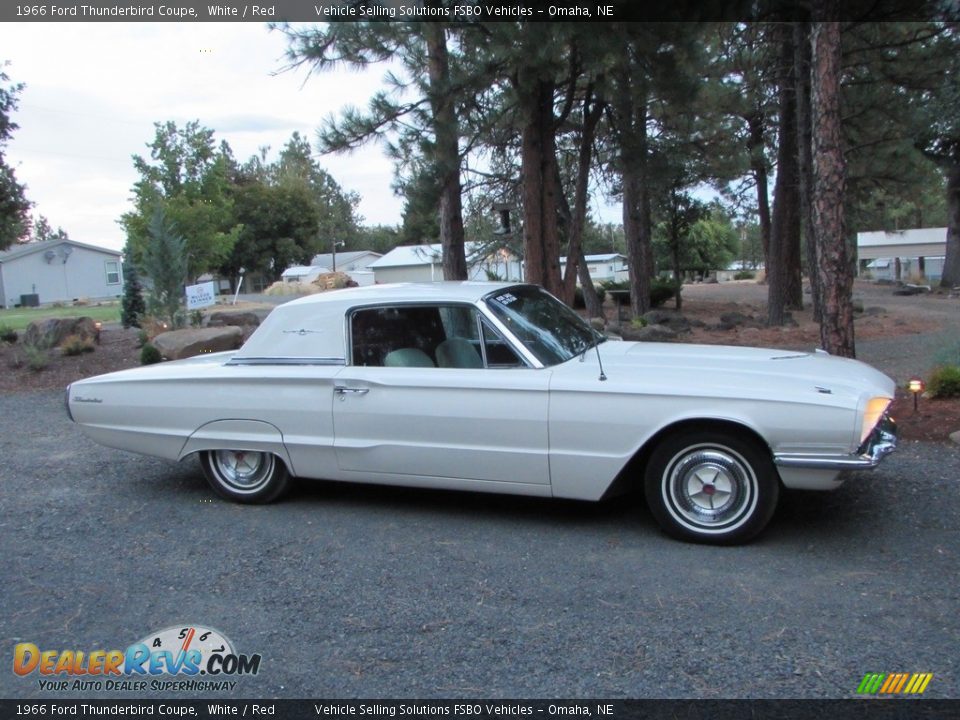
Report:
0,324,17,344
140,343,162,365
733,270,756,280
24,344,48,372
61,334,95,356
927,366,960,399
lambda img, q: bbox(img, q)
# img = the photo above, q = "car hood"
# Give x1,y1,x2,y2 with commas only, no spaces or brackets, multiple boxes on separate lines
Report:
558,340,896,405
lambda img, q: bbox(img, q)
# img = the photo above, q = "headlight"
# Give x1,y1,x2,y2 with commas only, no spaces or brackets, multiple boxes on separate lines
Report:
860,397,891,444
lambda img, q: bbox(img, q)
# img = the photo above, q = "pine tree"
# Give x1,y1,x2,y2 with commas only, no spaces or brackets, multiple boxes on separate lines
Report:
120,261,146,329
141,208,187,328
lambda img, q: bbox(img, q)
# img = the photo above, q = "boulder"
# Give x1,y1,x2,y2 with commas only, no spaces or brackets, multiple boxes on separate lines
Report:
207,311,261,328
719,311,750,330
24,317,97,350
621,324,678,342
892,284,931,296
153,326,243,361
642,309,691,334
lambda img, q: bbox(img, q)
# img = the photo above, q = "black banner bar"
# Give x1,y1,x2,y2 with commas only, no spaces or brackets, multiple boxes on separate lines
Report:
1,700,959,720
0,0,956,23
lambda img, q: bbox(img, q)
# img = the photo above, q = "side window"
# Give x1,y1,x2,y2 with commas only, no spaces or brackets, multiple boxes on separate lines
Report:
350,306,446,367
479,316,525,368
349,304,526,369
105,261,121,285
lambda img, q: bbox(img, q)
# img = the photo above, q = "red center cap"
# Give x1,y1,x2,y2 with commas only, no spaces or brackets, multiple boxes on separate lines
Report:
703,484,716,496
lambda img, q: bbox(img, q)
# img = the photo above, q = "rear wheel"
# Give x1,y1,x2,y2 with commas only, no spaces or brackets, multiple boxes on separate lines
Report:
644,429,779,544
200,449,290,503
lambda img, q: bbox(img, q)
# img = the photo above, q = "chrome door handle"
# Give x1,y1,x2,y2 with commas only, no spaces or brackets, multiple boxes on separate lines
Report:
334,386,369,395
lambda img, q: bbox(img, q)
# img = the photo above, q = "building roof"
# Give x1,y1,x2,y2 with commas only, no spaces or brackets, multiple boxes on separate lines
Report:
310,250,382,268
560,253,626,264
0,238,121,263
857,227,946,248
281,265,330,278
370,242,507,269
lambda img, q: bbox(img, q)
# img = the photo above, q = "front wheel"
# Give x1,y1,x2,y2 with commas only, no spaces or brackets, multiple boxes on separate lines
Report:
200,449,290,504
644,430,779,544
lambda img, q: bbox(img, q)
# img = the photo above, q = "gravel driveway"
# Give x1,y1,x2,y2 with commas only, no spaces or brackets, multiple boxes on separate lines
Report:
1,390,958,700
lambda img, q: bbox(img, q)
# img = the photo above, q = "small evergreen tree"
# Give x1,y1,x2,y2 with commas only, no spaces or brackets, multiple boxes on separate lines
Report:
140,207,187,328
120,261,146,329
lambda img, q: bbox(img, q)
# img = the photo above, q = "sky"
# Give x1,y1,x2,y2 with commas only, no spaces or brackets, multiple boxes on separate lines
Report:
3,22,406,252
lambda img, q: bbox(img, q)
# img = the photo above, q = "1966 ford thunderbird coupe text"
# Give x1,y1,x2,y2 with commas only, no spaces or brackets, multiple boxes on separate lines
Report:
67,282,897,544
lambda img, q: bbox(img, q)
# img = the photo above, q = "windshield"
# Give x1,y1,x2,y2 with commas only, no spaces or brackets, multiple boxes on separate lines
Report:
484,285,603,366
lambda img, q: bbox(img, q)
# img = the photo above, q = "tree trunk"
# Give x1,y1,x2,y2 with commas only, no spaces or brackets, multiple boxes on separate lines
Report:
614,66,653,318
942,165,960,288
746,113,772,267
425,24,468,281
768,23,803,326
811,19,855,357
520,77,562,296
794,20,821,323
575,250,603,318
553,152,603,319
561,86,604,307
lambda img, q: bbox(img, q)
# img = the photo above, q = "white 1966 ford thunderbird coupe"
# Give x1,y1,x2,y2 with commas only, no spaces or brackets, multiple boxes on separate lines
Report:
67,282,897,544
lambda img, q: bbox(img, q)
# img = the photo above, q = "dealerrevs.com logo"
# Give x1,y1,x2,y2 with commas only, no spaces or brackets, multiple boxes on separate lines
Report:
857,672,934,695
13,625,261,692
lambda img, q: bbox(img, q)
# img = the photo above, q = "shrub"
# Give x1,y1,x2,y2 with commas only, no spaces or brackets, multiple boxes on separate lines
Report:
136,328,149,348
650,280,677,308
927,366,960,399
189,310,205,328
140,343,162,365
24,344,48,372
733,270,756,280
598,279,676,308
121,262,146,329
0,324,17,344
61,334,96,356
572,286,607,309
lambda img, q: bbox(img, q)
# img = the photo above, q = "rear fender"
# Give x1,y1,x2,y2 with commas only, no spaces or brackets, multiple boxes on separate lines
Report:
180,419,294,475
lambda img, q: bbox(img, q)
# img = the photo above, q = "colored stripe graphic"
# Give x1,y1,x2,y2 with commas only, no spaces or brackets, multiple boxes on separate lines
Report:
857,673,885,694
857,672,932,694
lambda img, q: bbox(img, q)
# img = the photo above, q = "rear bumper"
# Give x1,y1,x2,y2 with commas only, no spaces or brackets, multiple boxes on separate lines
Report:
773,413,898,471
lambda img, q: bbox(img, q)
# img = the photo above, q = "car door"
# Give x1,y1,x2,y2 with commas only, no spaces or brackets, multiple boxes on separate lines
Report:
332,304,550,485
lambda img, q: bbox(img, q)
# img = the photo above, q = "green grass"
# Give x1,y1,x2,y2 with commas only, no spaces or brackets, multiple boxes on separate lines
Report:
0,304,120,331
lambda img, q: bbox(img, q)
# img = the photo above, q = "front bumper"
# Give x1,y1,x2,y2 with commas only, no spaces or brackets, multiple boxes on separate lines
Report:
773,413,898,471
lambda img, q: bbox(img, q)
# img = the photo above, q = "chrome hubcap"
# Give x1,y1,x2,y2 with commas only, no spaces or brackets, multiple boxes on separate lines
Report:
212,450,273,493
666,448,754,528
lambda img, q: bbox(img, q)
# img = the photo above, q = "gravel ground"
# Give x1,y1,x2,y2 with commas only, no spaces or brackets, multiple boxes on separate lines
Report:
1,391,958,700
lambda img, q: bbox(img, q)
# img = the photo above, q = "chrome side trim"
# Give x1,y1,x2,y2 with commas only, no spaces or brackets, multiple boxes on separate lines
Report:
226,357,345,367
774,413,897,471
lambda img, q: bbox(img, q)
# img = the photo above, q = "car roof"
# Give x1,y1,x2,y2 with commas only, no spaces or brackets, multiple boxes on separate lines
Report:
282,281,519,308
232,281,525,363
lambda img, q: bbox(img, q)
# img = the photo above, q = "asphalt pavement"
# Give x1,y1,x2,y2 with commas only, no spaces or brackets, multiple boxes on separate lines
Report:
1,390,958,700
